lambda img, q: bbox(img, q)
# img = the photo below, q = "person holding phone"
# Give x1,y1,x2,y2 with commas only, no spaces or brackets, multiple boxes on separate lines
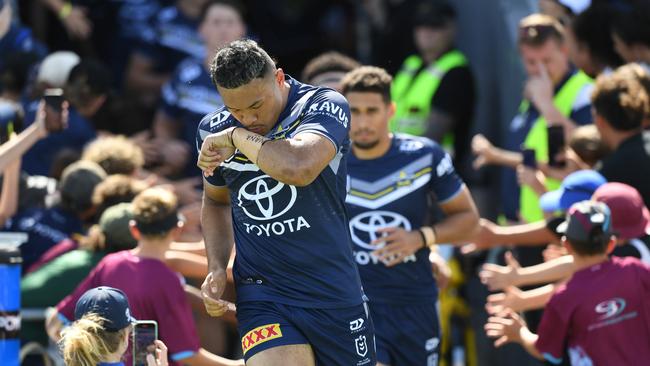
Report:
472,14,594,224
59,286,168,366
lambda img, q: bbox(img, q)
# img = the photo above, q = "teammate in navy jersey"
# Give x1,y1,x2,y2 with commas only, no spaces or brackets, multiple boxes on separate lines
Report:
341,66,479,366
196,39,376,366
153,0,246,177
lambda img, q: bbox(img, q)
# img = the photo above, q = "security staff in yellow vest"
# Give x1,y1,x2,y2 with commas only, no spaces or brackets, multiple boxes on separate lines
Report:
391,1,475,172
472,14,593,223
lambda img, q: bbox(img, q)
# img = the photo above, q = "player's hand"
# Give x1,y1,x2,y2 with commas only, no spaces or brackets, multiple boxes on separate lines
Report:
371,227,424,267
525,62,554,111
197,128,236,177
201,270,230,317
146,340,168,366
472,134,497,169
486,286,526,314
430,251,452,290
485,310,526,347
479,251,521,291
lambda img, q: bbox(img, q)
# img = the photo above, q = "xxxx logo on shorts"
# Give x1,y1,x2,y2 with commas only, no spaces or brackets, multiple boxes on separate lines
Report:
241,323,283,355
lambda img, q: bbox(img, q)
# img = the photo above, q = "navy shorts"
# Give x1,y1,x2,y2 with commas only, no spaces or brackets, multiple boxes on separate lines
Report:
236,301,376,366
371,302,440,366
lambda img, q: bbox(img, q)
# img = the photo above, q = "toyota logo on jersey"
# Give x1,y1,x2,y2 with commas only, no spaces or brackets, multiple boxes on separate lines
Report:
349,211,412,250
237,175,297,221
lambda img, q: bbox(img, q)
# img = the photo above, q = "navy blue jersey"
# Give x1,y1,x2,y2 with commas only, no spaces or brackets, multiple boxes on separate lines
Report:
161,57,222,176
3,206,83,271
21,101,96,176
136,5,204,73
196,76,364,309
346,135,464,304
0,24,48,72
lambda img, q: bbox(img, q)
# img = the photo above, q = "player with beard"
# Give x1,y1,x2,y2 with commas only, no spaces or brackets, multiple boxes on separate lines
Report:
341,66,479,366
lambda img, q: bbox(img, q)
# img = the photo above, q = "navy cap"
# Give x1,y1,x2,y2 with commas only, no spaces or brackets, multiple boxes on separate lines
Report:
74,287,136,332
557,201,612,243
539,170,606,213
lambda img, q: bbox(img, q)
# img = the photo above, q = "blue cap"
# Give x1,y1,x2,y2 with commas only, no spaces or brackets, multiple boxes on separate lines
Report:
74,287,136,332
539,170,607,213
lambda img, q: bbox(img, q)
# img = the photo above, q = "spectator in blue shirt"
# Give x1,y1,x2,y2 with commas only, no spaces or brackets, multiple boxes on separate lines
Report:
151,0,246,177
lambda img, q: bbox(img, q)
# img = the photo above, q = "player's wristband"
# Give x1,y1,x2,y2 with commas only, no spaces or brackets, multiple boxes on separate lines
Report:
417,229,427,249
420,226,436,247
228,126,239,147
59,2,72,19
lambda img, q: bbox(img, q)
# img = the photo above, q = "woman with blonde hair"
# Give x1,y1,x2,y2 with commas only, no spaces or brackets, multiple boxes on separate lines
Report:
59,286,167,366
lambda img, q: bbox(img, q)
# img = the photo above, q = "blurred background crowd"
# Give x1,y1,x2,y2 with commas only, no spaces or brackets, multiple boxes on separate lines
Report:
1,0,650,365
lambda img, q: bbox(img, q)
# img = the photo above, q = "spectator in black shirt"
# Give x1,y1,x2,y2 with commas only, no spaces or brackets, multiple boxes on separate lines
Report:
592,64,650,207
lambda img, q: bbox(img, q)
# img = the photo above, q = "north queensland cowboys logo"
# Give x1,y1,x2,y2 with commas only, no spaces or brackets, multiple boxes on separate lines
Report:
237,175,297,221
349,211,411,250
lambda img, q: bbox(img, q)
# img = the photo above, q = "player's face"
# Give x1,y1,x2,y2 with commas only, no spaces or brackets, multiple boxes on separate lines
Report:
520,40,569,84
200,4,246,52
219,69,286,135
347,91,394,150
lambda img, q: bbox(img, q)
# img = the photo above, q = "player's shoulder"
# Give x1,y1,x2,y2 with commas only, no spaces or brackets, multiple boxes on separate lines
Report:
197,107,237,136
393,133,443,156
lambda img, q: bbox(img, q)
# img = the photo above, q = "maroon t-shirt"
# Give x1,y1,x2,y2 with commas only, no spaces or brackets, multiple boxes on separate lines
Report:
57,250,200,365
535,256,650,365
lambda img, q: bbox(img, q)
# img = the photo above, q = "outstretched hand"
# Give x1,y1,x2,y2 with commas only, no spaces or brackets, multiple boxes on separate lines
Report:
480,251,521,291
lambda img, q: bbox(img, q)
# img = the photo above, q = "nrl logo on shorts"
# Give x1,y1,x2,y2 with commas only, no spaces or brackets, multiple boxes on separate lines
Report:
354,335,368,357
241,323,283,355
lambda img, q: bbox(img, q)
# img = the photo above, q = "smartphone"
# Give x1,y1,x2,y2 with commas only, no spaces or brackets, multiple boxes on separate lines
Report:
43,88,64,113
132,320,158,366
42,88,66,133
547,125,566,167
522,148,537,168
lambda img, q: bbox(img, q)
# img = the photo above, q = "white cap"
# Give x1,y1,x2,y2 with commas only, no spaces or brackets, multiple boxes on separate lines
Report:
558,0,591,15
36,51,80,87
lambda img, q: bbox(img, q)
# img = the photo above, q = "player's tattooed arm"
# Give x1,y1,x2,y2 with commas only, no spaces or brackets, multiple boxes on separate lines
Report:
231,127,335,186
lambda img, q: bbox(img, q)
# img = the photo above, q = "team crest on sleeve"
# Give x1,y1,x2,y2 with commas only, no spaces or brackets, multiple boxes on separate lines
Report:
241,323,283,355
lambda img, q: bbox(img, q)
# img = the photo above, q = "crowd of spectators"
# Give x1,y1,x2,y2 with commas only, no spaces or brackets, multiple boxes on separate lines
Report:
2,0,650,365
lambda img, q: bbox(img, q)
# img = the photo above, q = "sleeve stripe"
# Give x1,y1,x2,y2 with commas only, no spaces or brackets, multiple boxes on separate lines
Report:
437,184,465,204
171,350,196,361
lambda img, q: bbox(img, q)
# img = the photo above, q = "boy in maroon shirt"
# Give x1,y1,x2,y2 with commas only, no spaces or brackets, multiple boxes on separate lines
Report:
485,200,650,365
46,187,242,366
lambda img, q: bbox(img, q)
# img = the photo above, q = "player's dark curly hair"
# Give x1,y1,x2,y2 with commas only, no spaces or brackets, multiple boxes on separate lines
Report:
210,39,275,89
340,66,392,103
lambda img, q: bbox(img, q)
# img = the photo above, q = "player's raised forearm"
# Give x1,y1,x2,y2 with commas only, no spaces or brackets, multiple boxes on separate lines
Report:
232,127,333,187
201,191,233,273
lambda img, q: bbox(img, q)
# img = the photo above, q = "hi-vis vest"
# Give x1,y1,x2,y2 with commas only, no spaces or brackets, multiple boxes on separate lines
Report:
390,50,467,150
519,71,592,222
